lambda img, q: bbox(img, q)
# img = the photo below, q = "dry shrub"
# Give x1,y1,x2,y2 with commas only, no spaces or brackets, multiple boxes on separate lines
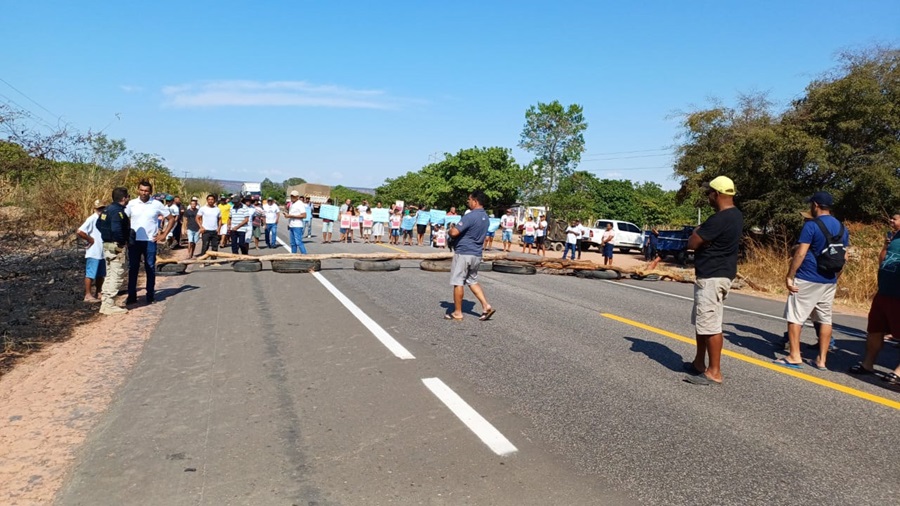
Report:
740,221,883,309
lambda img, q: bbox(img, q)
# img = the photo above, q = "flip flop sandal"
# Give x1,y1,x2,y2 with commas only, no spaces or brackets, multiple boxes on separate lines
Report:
882,372,900,385
683,362,706,375
479,308,497,321
848,363,876,375
443,314,463,321
773,358,803,369
806,359,827,371
683,374,722,386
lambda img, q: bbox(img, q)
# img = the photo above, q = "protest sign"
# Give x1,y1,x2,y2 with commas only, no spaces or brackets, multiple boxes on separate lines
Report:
372,208,390,222
319,204,339,222
429,209,447,224
416,211,431,225
487,218,501,233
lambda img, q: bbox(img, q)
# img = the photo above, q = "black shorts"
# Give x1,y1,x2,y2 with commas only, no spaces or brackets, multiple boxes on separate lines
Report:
417,224,427,234
535,236,546,245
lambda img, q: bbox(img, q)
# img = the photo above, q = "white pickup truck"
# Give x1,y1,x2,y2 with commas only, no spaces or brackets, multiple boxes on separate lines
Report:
582,219,645,253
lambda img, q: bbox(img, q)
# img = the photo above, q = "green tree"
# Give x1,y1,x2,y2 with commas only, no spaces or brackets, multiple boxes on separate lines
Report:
376,147,526,212
261,177,286,201
331,185,372,205
282,177,306,189
518,100,588,201
546,170,601,222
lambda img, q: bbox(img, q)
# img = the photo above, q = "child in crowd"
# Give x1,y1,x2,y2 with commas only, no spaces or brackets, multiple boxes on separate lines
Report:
347,207,358,243
390,209,402,245
401,210,415,246
363,208,373,243
434,224,447,248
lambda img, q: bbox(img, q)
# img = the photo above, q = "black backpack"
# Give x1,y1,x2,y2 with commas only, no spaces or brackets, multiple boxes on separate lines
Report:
813,218,847,274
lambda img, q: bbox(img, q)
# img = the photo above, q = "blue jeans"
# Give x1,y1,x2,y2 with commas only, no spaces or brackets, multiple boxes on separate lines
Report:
304,219,313,237
128,240,157,301
265,223,278,248
563,243,577,260
231,230,248,254
289,227,307,254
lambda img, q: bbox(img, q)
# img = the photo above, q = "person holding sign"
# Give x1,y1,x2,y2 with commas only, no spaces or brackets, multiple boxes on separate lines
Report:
401,210,415,246
372,202,386,243
348,207,359,243
521,215,537,254
319,198,336,243
444,190,496,322
415,206,430,246
339,210,352,243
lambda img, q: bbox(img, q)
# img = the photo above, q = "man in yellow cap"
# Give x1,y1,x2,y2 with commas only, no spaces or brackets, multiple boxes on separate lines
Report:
684,176,743,385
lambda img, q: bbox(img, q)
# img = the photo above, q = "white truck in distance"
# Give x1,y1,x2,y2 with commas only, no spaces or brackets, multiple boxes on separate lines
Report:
241,182,261,198
582,219,645,254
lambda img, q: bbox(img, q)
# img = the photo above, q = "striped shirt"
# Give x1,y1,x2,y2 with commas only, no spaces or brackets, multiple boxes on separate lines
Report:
229,205,253,233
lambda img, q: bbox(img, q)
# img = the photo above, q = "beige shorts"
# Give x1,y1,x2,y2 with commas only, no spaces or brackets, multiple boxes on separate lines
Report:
692,277,732,335
784,278,836,325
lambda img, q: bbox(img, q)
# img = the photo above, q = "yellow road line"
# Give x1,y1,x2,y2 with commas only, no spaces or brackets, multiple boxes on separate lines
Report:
602,313,900,411
377,243,410,254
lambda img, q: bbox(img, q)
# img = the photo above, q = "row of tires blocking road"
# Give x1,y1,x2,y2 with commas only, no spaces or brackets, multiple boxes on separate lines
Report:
157,259,661,281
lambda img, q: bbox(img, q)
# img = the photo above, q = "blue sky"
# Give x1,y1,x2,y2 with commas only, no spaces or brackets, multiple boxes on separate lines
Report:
4,1,898,190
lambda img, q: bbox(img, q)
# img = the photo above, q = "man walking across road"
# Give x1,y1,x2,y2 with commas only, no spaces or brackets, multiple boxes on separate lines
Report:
848,211,900,381
778,191,849,371
126,180,175,305
444,190,495,322
96,187,130,315
197,194,221,257
76,200,107,302
285,190,308,254
684,176,743,386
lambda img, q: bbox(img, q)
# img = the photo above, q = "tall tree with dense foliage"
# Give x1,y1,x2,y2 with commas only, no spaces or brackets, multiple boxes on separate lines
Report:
673,46,900,233
376,147,526,212
518,101,588,199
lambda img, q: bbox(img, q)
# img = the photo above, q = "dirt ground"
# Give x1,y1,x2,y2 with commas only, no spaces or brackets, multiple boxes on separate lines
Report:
0,243,188,505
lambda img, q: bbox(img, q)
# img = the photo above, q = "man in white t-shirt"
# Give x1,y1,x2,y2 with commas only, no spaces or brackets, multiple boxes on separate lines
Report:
500,209,516,252
197,194,222,256
574,219,587,260
563,220,579,260
75,200,107,302
262,197,280,248
284,190,308,254
601,223,616,265
125,180,175,304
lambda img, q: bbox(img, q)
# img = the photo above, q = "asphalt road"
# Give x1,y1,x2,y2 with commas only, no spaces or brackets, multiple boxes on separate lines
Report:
57,222,900,505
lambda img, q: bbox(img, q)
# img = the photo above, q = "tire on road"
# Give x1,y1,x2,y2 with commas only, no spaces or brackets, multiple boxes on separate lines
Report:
156,263,186,276
552,242,564,252
271,259,321,273
630,273,660,281
354,259,401,272
420,260,452,272
233,260,262,273
575,269,620,280
491,260,536,275
478,262,492,271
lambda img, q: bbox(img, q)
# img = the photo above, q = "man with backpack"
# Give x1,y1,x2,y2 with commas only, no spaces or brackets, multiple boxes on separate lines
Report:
778,191,849,371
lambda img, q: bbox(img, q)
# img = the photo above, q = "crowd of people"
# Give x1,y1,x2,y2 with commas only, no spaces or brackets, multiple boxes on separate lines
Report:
78,179,900,389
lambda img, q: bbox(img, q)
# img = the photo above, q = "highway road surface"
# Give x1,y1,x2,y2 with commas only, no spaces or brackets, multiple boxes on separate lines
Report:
57,222,899,505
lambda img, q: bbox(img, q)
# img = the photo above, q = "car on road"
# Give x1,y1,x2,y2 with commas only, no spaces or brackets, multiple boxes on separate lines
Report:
582,219,644,253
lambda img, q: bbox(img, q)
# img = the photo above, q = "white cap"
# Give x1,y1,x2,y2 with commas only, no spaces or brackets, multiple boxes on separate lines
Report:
290,190,300,197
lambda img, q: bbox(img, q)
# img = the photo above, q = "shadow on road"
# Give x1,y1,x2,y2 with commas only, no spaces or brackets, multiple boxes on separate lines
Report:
622,336,685,373
154,284,199,303
438,299,478,317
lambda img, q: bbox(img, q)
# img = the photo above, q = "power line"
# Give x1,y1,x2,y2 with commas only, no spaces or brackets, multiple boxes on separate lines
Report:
0,77,64,124
586,165,673,172
0,92,59,134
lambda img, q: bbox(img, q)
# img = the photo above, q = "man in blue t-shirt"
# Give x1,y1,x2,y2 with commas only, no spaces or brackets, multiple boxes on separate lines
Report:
444,190,496,322
779,191,849,371
849,211,900,381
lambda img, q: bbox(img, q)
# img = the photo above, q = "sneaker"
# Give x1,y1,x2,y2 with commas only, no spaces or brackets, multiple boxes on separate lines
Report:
100,305,128,315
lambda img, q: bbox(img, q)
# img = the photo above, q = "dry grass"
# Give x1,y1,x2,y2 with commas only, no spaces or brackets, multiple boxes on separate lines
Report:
740,221,883,309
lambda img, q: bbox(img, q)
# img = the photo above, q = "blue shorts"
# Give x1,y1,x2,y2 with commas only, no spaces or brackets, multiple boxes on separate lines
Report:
340,227,348,234
391,228,400,237
187,229,200,243
523,235,534,245
502,229,513,242
486,231,495,238
85,257,106,279
603,243,614,258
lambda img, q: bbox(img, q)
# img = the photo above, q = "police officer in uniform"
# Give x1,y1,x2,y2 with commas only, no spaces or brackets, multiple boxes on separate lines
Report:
96,187,130,315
